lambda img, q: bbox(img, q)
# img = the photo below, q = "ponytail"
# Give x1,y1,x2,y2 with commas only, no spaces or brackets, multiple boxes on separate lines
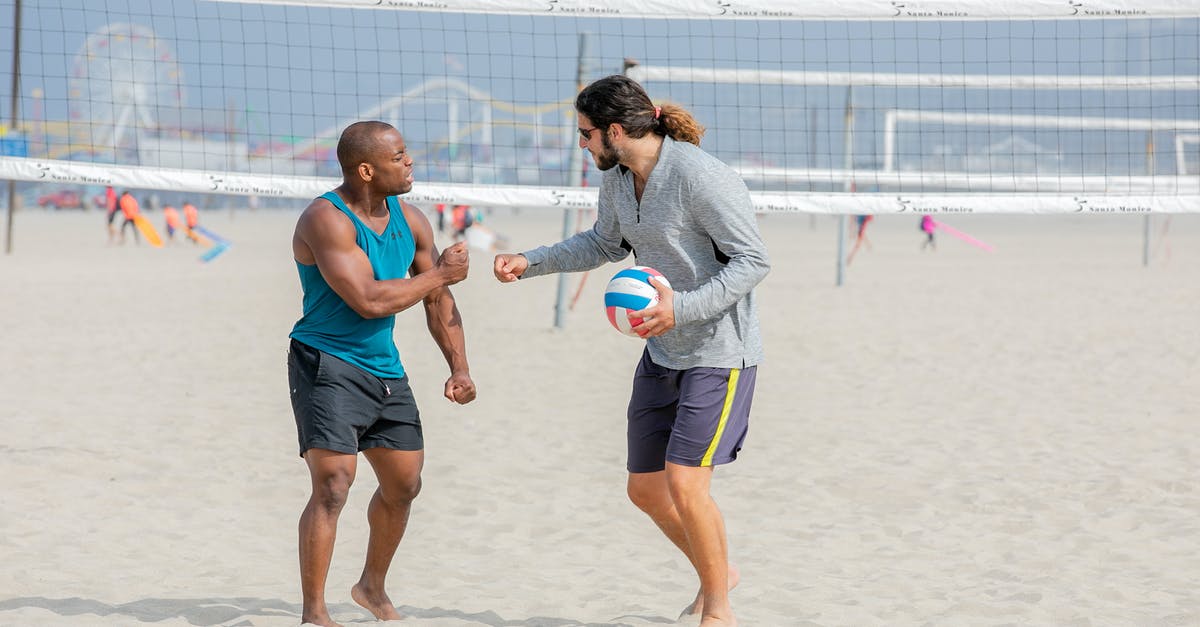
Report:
577,75,706,146
655,102,705,146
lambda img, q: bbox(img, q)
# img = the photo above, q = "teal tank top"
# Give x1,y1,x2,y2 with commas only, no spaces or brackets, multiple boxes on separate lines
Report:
290,191,416,379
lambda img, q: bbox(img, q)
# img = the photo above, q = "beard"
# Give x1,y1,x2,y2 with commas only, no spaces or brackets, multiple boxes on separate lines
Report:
592,133,620,171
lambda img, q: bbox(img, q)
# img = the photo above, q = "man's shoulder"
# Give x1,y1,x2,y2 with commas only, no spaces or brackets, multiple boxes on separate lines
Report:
302,193,347,218
667,143,740,193
667,138,729,173
297,195,356,238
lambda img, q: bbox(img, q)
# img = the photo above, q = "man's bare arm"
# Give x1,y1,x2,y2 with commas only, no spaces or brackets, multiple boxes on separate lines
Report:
294,199,468,319
402,203,475,403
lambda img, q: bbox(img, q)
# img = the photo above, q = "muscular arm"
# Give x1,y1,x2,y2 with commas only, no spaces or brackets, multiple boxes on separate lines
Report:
404,203,476,403
293,198,465,319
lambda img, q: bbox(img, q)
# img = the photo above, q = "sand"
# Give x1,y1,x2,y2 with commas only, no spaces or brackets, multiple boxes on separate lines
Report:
0,207,1197,626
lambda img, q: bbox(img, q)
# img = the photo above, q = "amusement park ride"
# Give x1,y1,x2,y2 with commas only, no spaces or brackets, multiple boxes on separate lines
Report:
32,22,575,186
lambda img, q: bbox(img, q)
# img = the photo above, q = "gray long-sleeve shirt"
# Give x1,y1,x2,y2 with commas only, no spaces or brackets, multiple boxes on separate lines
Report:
522,136,770,369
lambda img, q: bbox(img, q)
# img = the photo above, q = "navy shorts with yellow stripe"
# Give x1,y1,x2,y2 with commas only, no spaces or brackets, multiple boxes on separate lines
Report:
626,349,757,473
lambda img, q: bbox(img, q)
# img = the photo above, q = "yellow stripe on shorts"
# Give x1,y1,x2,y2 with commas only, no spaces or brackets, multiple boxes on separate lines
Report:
701,368,740,467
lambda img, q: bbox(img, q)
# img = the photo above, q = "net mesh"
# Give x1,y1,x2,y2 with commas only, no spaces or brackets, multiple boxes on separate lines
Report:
1,0,1197,213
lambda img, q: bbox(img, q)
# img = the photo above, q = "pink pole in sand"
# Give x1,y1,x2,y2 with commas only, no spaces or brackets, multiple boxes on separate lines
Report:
933,220,995,252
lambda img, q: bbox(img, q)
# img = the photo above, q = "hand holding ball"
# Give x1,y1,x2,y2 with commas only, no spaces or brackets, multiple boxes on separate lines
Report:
604,266,671,337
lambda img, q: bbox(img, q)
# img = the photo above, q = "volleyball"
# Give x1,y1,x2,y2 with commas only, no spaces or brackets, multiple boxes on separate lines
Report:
604,266,671,337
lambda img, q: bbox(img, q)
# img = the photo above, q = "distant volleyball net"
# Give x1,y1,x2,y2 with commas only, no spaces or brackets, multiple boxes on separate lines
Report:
1,0,1198,214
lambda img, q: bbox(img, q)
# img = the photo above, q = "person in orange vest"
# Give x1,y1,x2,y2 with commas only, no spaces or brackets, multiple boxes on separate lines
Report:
162,205,183,243
182,201,200,244
433,203,446,233
450,204,474,241
104,186,119,244
118,190,140,245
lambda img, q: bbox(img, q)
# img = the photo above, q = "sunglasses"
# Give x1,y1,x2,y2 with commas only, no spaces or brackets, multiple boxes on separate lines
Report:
578,126,600,140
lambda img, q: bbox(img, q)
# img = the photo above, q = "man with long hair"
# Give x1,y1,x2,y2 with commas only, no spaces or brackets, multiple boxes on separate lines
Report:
494,75,769,626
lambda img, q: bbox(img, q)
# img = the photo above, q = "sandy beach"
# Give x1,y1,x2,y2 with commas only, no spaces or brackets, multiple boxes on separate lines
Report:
1,206,1197,626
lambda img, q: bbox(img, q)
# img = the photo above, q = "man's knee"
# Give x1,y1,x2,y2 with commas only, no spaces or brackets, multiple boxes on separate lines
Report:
627,473,670,515
311,468,355,513
665,465,712,512
382,473,421,506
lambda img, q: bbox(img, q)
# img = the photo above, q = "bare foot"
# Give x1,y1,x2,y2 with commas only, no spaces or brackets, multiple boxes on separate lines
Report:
679,564,740,619
300,618,342,627
698,617,737,627
351,582,403,621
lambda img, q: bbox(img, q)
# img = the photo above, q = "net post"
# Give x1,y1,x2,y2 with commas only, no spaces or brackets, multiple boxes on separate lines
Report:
5,0,21,255
836,86,853,287
1143,132,1154,267
554,31,592,329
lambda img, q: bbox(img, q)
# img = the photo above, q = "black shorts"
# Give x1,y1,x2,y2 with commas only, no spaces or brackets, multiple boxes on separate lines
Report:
287,339,422,457
626,349,757,473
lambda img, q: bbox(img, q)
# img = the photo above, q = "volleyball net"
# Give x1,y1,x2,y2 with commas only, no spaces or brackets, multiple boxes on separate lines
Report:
1,0,1198,214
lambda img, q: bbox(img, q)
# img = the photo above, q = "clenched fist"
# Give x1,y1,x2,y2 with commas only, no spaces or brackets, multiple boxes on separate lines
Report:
437,241,469,285
493,253,528,283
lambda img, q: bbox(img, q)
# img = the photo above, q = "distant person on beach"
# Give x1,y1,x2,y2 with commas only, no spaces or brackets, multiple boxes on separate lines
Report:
449,204,474,241
162,205,182,243
433,202,447,233
920,214,937,251
118,190,140,245
181,201,200,242
492,75,768,627
846,214,874,265
287,120,474,627
104,186,119,244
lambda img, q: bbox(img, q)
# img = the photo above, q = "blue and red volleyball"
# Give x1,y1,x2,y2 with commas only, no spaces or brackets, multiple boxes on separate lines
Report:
604,266,671,337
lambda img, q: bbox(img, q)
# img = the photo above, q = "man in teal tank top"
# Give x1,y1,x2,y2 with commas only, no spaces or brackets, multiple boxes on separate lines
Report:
287,120,473,627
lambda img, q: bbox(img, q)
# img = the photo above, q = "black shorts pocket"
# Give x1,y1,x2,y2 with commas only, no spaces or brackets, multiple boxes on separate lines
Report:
289,339,323,388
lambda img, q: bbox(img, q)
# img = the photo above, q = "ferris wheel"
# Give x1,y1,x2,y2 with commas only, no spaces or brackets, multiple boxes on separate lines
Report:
68,23,184,157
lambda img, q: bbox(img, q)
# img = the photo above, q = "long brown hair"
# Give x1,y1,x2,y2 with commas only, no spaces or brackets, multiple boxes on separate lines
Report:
575,75,705,146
